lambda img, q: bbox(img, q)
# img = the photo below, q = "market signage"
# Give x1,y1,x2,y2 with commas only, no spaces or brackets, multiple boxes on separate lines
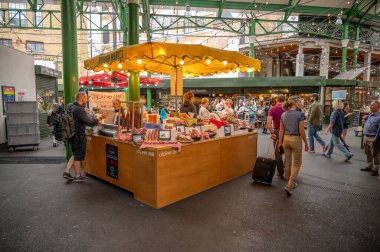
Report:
2,86,15,115
99,50,123,65
332,90,347,100
88,91,126,111
106,144,119,180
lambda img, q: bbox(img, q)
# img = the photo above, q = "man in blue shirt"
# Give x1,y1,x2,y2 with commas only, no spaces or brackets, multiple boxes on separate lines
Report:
360,101,380,177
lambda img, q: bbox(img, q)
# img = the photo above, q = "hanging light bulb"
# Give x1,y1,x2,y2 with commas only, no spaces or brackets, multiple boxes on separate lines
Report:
236,67,240,72
103,63,108,68
108,70,112,75
222,60,227,65
118,63,122,69
127,72,130,76
335,14,343,25
179,59,184,65
206,58,211,64
137,59,142,64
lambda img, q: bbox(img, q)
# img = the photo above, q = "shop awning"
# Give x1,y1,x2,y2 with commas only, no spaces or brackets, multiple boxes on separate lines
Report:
83,42,261,77
78,72,161,88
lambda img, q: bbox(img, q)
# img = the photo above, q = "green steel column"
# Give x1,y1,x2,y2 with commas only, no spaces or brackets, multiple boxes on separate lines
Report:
248,19,256,78
119,2,129,102
341,23,349,72
61,0,78,159
128,0,140,102
353,26,360,69
349,86,355,113
147,89,152,111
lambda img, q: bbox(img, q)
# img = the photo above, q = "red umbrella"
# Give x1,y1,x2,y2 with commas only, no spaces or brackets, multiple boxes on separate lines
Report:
78,72,161,88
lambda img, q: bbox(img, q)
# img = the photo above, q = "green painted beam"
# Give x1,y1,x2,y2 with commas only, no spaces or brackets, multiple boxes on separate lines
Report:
142,0,151,40
160,76,327,88
218,0,226,18
284,0,301,22
359,0,378,23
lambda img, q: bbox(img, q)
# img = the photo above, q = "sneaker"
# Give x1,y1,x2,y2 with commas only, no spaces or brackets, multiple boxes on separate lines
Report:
308,149,315,153
63,172,74,180
344,154,354,162
74,175,88,182
293,182,298,189
371,170,379,176
53,143,57,147
360,167,372,172
322,153,331,158
284,186,292,196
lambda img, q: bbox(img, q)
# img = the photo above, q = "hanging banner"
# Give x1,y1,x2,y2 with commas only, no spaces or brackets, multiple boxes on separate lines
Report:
88,91,126,111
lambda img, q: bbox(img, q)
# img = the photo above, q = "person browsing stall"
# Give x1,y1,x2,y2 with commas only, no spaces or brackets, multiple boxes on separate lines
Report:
235,99,245,120
278,96,309,196
63,93,107,181
199,98,211,120
180,91,197,118
222,99,234,116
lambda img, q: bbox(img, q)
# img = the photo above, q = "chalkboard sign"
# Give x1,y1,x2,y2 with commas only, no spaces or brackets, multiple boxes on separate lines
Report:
352,110,360,127
106,144,119,179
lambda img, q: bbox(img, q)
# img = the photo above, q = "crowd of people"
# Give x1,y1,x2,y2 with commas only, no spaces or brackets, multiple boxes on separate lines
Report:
265,94,379,196
52,91,379,190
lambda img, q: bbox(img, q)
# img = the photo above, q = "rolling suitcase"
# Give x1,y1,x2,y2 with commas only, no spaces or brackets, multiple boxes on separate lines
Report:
252,139,277,184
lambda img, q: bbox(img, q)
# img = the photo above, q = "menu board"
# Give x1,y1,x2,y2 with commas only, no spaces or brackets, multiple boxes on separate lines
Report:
351,110,360,127
106,144,119,179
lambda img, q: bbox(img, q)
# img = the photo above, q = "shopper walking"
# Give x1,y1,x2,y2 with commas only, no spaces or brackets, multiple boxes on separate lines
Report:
341,102,352,142
278,96,309,196
262,102,270,134
307,93,326,153
63,93,106,182
323,100,354,162
360,101,380,177
47,103,59,147
266,94,286,179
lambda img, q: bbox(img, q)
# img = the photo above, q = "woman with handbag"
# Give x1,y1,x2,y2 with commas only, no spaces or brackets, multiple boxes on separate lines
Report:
278,96,309,196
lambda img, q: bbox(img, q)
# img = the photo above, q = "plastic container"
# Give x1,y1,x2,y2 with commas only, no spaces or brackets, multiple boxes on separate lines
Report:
7,133,41,146
7,123,39,135
5,101,38,113
6,113,38,124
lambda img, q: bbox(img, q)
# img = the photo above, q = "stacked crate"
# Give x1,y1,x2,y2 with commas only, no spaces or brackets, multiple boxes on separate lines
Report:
6,102,40,151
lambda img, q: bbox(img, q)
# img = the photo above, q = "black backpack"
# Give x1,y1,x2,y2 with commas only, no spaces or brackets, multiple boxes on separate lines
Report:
62,106,77,140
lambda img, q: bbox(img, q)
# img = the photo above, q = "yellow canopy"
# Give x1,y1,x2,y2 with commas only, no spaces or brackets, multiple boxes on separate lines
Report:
84,42,260,77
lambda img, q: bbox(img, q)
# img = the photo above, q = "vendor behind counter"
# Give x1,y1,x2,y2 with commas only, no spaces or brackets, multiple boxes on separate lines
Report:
112,99,127,126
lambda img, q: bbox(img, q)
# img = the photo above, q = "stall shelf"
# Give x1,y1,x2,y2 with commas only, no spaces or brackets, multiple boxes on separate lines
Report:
83,132,257,209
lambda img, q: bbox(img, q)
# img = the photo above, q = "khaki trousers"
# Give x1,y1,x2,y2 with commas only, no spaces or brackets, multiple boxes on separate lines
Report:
283,135,303,181
364,135,379,171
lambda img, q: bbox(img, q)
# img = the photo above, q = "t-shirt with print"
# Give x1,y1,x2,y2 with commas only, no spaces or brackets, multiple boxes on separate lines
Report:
281,110,306,135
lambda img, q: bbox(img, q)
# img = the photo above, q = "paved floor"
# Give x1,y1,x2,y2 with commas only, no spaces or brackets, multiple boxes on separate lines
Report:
0,130,379,251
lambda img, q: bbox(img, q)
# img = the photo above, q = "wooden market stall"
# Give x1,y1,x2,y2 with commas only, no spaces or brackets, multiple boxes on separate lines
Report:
83,132,257,208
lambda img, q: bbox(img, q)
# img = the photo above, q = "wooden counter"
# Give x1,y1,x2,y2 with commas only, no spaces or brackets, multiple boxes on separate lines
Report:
83,132,257,209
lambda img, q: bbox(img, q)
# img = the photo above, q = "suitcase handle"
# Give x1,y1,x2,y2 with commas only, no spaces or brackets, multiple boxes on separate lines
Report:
265,139,278,159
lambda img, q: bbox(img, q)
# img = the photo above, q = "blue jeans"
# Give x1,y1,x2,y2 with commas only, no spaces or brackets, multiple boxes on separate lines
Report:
307,124,325,151
325,134,352,158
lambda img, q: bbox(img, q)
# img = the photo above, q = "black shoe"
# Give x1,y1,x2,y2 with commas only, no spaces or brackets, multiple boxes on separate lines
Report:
63,172,74,180
53,143,57,147
371,171,378,176
344,154,354,162
360,167,372,172
74,175,88,182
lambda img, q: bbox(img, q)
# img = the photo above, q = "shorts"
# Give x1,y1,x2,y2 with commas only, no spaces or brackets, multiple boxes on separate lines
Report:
69,135,87,161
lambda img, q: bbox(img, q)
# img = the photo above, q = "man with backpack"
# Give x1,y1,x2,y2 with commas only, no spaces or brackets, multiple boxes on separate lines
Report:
63,93,106,182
